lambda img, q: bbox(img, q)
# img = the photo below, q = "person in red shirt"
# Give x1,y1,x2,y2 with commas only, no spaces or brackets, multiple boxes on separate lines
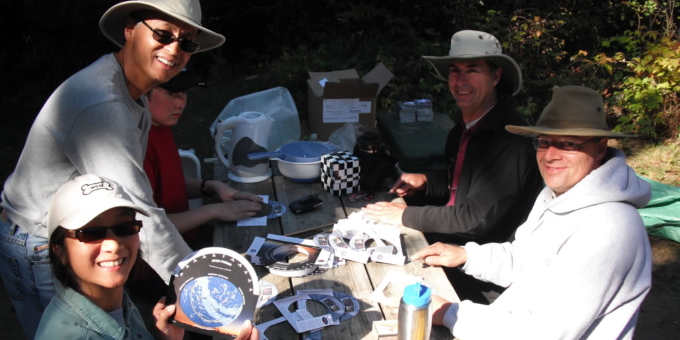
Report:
144,67,263,249
130,68,265,337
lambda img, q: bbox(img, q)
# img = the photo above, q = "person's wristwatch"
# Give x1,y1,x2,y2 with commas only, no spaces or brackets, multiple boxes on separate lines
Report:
200,179,213,197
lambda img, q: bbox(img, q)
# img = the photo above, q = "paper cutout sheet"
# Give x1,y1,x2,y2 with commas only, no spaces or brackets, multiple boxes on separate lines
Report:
273,294,335,333
237,195,269,227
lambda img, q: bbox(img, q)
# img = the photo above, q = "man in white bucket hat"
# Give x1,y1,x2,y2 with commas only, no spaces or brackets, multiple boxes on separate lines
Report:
413,85,652,339
0,1,224,337
363,30,542,303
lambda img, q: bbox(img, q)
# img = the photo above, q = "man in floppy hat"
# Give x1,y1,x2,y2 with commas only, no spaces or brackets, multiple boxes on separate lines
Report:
412,85,652,339
363,30,542,302
0,1,225,337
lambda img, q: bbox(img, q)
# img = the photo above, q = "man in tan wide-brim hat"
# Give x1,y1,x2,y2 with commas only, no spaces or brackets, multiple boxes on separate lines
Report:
505,85,635,138
412,85,652,339
0,1,263,339
363,30,543,303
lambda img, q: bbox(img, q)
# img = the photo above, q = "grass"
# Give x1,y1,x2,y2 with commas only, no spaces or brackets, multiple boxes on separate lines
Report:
616,139,680,186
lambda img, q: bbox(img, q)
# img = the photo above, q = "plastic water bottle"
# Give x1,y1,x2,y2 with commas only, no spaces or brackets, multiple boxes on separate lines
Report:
398,282,432,340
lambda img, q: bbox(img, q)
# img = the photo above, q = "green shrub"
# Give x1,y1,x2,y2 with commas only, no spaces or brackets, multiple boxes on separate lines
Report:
572,0,680,140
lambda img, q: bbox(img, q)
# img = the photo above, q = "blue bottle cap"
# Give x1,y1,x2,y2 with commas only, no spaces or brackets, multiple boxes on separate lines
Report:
402,282,431,307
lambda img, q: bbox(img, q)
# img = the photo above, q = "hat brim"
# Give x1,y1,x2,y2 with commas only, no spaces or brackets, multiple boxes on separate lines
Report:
422,54,522,96
59,198,150,232
505,125,636,138
99,1,225,53
159,71,203,92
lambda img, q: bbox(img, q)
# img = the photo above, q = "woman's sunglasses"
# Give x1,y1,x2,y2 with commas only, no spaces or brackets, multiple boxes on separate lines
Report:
64,220,143,243
134,16,200,53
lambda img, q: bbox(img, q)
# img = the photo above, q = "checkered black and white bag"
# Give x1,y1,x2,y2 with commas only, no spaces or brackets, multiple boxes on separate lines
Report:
320,151,361,196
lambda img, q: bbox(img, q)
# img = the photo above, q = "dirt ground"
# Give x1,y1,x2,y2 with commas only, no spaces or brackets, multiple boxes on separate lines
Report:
634,236,680,338
1,85,679,339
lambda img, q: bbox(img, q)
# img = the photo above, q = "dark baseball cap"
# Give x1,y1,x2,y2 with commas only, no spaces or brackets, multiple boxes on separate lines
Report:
159,67,205,93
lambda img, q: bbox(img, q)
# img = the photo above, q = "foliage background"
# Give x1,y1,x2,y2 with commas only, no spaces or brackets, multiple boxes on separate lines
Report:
1,0,679,181
0,3,678,339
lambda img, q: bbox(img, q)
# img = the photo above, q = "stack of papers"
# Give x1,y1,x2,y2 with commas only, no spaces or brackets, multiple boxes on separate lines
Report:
324,212,406,266
246,212,406,278
415,99,434,122
397,101,417,123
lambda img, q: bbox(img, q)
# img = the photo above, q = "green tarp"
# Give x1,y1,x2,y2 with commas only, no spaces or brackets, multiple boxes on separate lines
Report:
638,176,680,244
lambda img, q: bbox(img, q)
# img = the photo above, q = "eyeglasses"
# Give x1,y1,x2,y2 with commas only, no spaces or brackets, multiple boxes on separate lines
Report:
64,220,143,243
532,137,602,151
134,17,200,53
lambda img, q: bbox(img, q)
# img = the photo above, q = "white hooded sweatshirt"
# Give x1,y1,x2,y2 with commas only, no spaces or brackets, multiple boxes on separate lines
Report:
443,148,652,340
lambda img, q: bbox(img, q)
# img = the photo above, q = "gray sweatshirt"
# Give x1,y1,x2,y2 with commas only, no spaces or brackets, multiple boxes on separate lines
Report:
1,54,191,282
443,149,652,339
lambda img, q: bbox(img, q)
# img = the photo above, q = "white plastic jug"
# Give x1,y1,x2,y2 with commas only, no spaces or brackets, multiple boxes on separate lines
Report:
213,111,273,183
209,87,300,152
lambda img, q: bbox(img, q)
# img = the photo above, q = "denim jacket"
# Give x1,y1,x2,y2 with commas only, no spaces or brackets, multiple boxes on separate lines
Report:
35,281,153,340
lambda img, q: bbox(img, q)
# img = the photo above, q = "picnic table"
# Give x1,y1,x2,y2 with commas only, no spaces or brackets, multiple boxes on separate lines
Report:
212,161,459,340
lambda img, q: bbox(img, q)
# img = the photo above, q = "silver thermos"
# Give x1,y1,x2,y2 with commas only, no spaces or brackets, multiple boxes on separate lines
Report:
398,282,433,340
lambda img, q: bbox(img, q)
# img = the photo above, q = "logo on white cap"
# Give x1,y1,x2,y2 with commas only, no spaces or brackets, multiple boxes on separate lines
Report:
81,181,114,195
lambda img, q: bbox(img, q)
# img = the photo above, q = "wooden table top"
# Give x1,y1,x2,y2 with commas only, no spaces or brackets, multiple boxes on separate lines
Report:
212,162,459,340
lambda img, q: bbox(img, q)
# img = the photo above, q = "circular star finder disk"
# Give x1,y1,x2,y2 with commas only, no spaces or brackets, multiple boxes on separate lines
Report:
169,247,259,337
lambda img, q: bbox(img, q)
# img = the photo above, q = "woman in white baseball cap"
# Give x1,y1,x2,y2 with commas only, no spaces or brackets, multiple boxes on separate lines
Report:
34,175,259,340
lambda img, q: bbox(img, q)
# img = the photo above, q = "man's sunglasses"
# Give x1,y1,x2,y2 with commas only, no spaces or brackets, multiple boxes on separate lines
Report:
134,16,200,53
64,220,143,243
532,137,601,151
